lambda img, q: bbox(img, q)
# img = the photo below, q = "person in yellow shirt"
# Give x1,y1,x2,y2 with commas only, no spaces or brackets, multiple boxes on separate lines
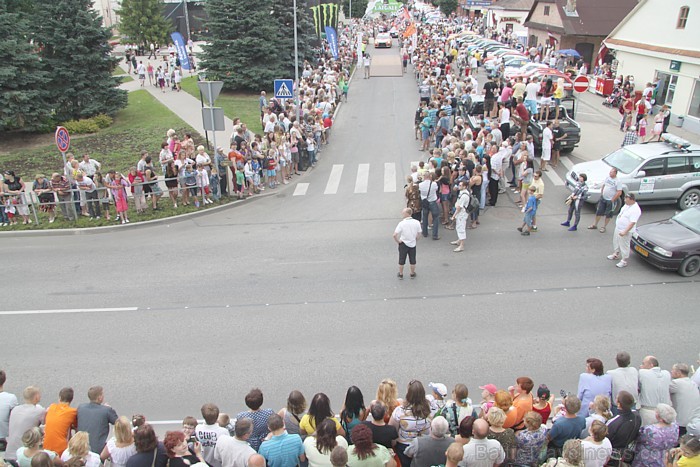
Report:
43,388,77,456
299,393,345,438
669,434,700,467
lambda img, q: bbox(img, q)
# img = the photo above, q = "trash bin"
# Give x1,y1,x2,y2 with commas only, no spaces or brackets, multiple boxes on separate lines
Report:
675,115,685,128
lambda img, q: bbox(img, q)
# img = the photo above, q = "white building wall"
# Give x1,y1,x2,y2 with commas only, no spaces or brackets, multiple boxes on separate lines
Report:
493,10,529,35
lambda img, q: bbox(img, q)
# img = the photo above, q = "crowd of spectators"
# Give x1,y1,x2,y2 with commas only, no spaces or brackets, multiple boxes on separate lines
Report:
2,352,699,467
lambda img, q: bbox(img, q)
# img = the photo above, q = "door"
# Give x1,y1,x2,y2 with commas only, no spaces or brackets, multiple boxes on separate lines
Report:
574,42,594,69
660,156,692,200
633,157,665,201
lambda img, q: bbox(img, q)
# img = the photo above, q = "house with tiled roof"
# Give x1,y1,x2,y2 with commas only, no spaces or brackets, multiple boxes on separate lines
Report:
485,0,535,36
604,0,700,133
523,0,637,68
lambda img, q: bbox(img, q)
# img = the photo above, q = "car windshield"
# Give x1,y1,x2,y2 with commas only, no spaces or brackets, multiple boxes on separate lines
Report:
603,148,645,174
673,207,700,234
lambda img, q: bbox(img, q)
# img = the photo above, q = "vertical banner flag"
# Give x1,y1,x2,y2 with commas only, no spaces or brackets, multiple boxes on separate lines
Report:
171,32,192,71
357,32,363,63
310,0,339,37
325,26,339,59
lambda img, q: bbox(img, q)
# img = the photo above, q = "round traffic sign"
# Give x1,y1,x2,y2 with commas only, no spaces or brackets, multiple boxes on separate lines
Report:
55,126,70,152
573,75,590,93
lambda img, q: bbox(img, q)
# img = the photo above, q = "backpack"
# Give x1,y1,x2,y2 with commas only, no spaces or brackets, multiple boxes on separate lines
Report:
466,192,479,213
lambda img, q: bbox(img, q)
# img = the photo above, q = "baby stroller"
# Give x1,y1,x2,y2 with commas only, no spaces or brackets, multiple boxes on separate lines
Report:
603,86,622,108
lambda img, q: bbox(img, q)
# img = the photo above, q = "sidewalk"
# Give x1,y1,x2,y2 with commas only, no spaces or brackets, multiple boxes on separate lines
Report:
576,88,700,145
115,48,235,143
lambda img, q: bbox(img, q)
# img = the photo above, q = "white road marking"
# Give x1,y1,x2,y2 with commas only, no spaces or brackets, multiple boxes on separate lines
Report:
543,166,565,186
293,183,309,196
0,307,138,316
354,163,370,193
560,158,575,171
384,163,397,192
324,164,344,194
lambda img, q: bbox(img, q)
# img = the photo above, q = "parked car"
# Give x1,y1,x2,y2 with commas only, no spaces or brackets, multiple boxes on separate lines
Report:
511,97,581,153
389,27,399,38
632,206,700,277
566,134,700,211
374,33,393,48
504,62,549,80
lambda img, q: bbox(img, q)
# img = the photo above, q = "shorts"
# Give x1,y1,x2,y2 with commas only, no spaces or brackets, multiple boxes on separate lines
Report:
267,169,276,177
420,97,430,104
554,97,561,107
596,198,615,218
204,186,211,195
398,242,417,265
525,100,538,116
524,212,534,226
421,128,430,139
484,98,494,113
542,146,552,161
139,74,145,80
440,193,451,202
292,152,300,163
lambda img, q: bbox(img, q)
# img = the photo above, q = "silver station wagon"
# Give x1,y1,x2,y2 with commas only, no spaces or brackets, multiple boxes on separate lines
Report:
566,134,700,211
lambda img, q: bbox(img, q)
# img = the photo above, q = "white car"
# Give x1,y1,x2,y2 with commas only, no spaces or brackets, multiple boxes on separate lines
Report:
374,33,393,48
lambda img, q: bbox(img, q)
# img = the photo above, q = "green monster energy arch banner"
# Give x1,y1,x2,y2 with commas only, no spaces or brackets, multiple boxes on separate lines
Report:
309,0,339,37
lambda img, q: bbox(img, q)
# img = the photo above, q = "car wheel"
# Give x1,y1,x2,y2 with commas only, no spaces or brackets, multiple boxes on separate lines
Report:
678,188,700,210
678,255,700,277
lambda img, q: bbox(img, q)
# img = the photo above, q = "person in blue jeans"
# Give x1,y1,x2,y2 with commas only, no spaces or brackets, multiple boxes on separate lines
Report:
419,173,440,240
517,186,538,236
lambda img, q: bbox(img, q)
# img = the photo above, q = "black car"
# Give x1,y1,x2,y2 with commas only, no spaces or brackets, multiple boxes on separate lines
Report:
631,206,700,277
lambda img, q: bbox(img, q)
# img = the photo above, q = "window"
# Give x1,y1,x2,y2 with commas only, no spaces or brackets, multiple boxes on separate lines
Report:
677,6,689,29
544,5,550,16
689,80,700,119
641,159,665,177
655,71,679,106
690,157,700,173
666,157,689,175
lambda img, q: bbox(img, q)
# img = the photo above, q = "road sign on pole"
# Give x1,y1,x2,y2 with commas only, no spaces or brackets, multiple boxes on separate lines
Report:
202,108,225,131
573,75,590,93
55,126,70,152
274,79,294,99
197,81,224,106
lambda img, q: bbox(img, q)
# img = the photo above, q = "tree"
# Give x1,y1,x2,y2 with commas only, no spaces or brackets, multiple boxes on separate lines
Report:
31,0,127,123
117,0,171,48
437,0,457,17
341,0,368,19
0,0,52,131
200,0,318,92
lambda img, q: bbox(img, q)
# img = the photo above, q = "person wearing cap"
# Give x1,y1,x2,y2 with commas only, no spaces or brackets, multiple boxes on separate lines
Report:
607,193,641,268
428,383,448,416
479,384,497,417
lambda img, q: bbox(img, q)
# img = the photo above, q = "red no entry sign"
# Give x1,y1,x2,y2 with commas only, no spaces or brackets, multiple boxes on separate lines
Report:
55,126,70,153
573,75,590,93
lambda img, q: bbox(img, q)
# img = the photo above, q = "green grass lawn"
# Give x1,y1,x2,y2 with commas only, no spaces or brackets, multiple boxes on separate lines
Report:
180,76,261,129
0,90,201,177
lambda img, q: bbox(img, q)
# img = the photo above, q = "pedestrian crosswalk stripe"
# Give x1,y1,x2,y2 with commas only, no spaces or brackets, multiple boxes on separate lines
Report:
324,164,344,194
276,82,293,98
293,183,309,196
355,164,370,193
384,163,397,192
560,158,574,172
543,165,565,186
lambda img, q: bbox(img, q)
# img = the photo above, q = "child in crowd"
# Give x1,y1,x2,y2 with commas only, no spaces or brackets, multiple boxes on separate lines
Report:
209,169,220,201
235,166,245,200
110,172,130,224
132,172,146,214
94,172,111,220
267,149,277,189
251,157,263,192
244,159,255,196
217,413,235,437
196,163,212,204
4,197,17,225
183,164,197,204
518,185,538,236
480,384,497,416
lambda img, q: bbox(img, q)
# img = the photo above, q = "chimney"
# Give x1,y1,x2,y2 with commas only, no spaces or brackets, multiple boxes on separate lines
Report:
566,0,577,12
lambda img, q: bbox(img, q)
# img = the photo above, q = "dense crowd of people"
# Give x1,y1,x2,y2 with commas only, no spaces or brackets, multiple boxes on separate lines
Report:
0,23,361,228
1,352,699,467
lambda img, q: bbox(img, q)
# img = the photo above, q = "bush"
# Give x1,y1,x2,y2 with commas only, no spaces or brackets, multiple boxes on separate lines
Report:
92,114,113,128
63,118,100,134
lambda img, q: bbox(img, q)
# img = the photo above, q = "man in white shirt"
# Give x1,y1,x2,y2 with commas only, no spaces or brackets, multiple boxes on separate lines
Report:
638,356,672,426
488,147,504,206
393,208,422,279
419,173,440,240
0,370,19,451
4,386,46,460
607,193,641,268
215,418,256,467
79,154,101,178
524,77,540,117
196,403,231,467
606,351,639,415
670,363,700,436
460,419,504,467
363,53,371,79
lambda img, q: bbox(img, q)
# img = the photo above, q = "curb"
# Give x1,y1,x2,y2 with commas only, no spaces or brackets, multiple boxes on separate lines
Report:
0,192,277,238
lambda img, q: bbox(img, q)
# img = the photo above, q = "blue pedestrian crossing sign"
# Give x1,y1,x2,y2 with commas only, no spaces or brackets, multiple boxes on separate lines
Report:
274,79,294,99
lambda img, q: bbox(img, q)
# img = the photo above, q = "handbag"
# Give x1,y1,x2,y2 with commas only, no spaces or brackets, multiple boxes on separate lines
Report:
565,195,573,206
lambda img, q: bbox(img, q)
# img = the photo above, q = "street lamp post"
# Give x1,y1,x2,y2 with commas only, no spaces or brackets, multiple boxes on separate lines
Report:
293,0,300,123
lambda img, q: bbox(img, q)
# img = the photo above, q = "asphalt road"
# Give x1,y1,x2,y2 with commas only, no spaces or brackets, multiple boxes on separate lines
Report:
1,42,698,431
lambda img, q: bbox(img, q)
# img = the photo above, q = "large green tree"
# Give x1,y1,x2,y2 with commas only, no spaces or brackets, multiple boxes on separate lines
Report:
32,0,127,123
117,0,171,48
200,0,317,91
0,0,52,132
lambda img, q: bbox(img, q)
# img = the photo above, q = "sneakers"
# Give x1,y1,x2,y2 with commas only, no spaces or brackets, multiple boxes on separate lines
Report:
568,225,577,231
607,254,620,260
410,272,416,279
450,240,459,245
531,226,538,231
517,227,523,232
561,221,570,227
397,272,403,280
616,260,628,268
521,231,531,236
453,247,464,252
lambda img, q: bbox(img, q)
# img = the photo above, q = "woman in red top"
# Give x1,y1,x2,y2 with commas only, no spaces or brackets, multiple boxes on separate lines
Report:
531,385,553,424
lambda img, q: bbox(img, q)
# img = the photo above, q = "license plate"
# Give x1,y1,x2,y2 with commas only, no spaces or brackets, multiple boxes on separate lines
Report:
561,141,567,146
635,245,649,257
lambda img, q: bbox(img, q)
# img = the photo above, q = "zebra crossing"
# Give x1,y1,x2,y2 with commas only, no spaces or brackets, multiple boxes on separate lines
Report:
292,163,401,196
290,158,577,197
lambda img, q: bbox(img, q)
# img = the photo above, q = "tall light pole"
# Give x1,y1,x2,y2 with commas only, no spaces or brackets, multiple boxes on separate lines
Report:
293,0,300,123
